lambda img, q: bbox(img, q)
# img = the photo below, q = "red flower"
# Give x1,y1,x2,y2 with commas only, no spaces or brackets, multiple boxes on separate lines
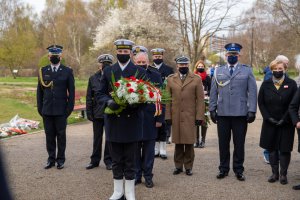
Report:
126,83,131,87
138,89,144,95
114,82,120,87
129,76,136,81
149,91,154,98
128,88,135,93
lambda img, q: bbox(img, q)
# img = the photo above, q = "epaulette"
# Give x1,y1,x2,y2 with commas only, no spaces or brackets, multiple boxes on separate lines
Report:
242,64,250,67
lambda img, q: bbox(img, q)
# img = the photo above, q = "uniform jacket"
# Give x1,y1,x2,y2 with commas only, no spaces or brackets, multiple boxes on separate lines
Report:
37,64,75,117
289,86,300,153
157,63,174,82
96,61,147,143
209,63,257,116
165,72,205,144
141,67,164,141
259,77,297,152
86,71,106,120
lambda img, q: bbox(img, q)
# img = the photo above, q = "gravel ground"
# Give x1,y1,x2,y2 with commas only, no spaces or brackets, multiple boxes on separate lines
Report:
1,114,300,200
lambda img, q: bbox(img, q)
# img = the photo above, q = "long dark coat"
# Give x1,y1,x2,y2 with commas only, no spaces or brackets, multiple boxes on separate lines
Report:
288,87,300,153
96,61,147,143
258,77,297,152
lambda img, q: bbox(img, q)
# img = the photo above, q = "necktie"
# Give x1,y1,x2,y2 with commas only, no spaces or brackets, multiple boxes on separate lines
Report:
53,67,57,72
230,66,234,76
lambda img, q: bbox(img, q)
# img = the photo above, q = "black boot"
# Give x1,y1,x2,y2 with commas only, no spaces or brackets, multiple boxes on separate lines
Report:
199,126,207,148
194,127,200,148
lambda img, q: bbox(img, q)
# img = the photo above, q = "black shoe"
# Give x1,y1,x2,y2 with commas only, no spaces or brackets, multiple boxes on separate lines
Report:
57,163,64,169
216,171,228,179
145,179,154,188
106,164,112,170
293,184,300,190
86,163,99,170
135,179,142,185
44,162,55,169
186,169,193,176
235,173,245,181
154,154,159,158
160,154,167,160
199,141,205,148
280,175,288,185
173,168,183,175
268,174,279,183
194,142,200,148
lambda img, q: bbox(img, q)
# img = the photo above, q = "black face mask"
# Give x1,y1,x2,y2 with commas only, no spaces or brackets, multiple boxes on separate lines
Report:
117,54,130,64
153,59,163,65
273,71,284,79
179,67,189,75
138,65,147,69
50,56,60,65
197,68,205,73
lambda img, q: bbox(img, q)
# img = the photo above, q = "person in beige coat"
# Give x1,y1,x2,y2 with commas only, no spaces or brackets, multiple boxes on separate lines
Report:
165,55,205,176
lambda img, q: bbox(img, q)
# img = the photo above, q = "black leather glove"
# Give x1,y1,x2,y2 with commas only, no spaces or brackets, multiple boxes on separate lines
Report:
195,120,202,126
210,111,217,124
276,119,285,126
107,99,120,110
247,112,256,123
87,114,94,122
165,119,172,126
267,117,278,125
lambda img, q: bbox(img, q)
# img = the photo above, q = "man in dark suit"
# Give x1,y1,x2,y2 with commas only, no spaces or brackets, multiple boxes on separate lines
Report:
37,45,75,170
209,43,257,181
151,48,174,159
96,39,146,200
85,54,113,170
132,46,163,188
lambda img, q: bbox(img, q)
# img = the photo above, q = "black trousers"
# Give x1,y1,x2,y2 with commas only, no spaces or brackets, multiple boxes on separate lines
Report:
109,142,137,180
217,116,247,174
43,115,67,164
90,118,111,165
269,151,291,176
136,140,155,181
156,122,168,142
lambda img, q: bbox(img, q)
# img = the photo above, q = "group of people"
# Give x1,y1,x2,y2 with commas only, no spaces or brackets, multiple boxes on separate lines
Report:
35,40,300,200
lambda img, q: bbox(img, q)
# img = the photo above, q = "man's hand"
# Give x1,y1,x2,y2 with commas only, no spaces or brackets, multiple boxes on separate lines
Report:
155,122,162,127
210,111,217,124
296,122,300,129
195,120,202,126
107,99,120,110
87,115,94,122
247,112,256,123
165,119,172,126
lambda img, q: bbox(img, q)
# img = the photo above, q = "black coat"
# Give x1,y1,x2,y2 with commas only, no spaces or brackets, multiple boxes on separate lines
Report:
289,87,300,153
86,71,106,120
158,63,174,82
201,74,211,96
258,77,297,152
142,67,164,141
96,61,147,143
37,64,75,117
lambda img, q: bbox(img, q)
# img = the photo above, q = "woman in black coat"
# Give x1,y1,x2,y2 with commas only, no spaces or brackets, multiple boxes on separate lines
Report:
288,84,300,190
193,60,211,148
258,59,297,185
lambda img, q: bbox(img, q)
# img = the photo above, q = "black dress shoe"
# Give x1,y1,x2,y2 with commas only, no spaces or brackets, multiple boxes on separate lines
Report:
293,184,300,190
280,175,288,185
216,171,228,179
44,162,55,169
86,163,99,170
57,163,64,169
268,174,279,183
106,164,112,170
135,179,142,185
154,154,159,158
186,169,193,176
173,168,183,175
235,173,245,181
145,179,154,188
160,154,167,160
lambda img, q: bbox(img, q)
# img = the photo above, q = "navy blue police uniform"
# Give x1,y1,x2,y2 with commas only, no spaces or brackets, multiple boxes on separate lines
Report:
37,45,75,169
85,54,114,170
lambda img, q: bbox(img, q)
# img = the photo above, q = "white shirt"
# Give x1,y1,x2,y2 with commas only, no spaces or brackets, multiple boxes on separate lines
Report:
227,62,238,72
118,60,131,71
154,63,163,70
51,63,60,72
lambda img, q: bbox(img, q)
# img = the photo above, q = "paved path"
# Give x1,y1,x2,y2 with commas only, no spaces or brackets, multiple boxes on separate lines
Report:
1,115,300,200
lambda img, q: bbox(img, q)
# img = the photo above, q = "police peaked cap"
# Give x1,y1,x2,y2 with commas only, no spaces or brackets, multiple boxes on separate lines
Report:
224,43,243,53
47,45,63,55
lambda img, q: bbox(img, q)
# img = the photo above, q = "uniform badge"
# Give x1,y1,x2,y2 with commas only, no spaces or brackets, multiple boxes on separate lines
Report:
284,85,288,89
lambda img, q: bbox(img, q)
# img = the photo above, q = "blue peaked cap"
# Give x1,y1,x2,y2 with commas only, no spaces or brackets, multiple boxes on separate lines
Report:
224,43,242,53
47,45,63,55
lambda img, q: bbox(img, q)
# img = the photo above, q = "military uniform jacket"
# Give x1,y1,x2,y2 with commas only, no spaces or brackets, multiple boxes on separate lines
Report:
157,63,174,83
259,77,297,152
86,71,106,119
209,63,257,116
142,67,164,141
37,64,75,116
96,61,147,143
